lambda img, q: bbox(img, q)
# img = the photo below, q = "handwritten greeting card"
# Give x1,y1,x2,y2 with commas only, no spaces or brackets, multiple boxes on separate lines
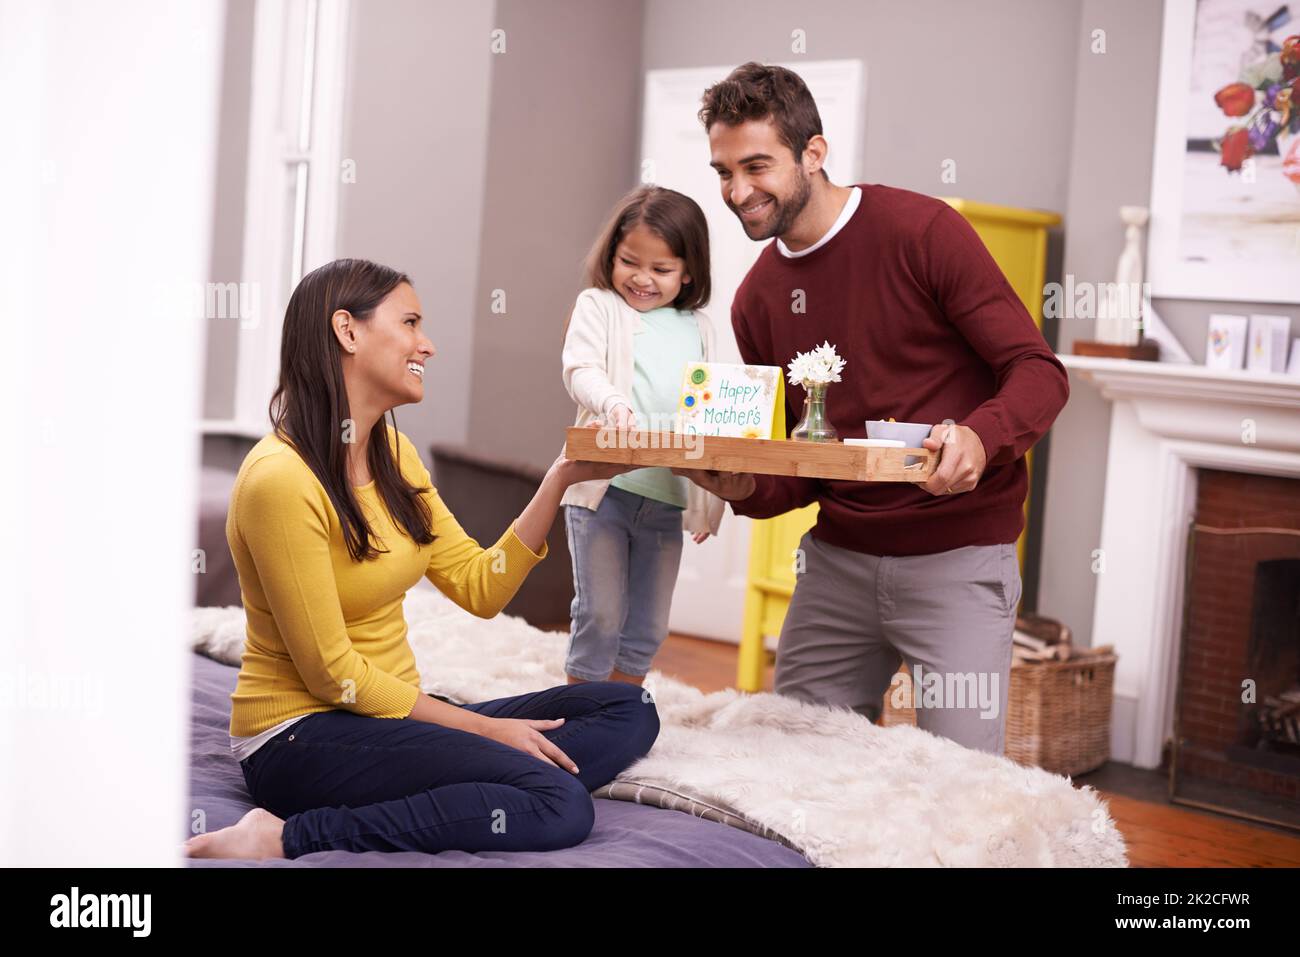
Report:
676,362,786,439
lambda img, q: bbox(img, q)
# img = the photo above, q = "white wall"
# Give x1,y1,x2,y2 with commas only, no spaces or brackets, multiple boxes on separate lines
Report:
0,0,222,865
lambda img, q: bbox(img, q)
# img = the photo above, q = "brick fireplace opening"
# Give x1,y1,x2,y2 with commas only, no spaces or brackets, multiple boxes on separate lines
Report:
1173,468,1300,830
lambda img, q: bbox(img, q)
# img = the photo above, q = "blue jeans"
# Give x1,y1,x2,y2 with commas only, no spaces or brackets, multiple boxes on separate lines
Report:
238,681,659,858
563,484,685,681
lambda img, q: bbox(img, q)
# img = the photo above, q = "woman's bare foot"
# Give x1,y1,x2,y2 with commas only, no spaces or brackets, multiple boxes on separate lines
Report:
184,807,286,860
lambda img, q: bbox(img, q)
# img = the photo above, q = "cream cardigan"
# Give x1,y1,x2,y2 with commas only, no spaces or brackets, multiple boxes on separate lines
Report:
560,286,726,536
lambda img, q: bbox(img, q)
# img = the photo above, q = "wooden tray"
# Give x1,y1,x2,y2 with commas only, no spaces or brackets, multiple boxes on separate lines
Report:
565,427,938,483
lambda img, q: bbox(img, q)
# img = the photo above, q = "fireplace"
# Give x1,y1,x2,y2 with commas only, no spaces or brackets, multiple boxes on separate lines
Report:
1060,354,1300,777
1172,469,1300,829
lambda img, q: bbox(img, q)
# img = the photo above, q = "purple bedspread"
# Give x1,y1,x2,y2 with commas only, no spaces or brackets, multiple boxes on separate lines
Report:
186,652,810,868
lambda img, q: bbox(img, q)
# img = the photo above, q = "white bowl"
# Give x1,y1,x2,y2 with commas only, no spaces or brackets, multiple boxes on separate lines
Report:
865,420,932,447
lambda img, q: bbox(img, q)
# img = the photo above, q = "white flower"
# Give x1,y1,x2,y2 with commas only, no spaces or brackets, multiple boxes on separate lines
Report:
812,340,846,381
786,341,846,386
786,353,812,386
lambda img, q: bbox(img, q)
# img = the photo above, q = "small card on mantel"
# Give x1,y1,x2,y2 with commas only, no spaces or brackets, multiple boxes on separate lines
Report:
675,362,786,439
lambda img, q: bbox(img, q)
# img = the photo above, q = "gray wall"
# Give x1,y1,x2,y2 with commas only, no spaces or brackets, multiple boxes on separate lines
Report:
456,0,1086,471
204,0,646,476
465,0,646,467
335,0,497,472
642,0,1080,211
198,0,1298,649
201,0,498,474
1039,0,1300,647
1038,0,1165,651
643,0,1300,647
641,0,1081,613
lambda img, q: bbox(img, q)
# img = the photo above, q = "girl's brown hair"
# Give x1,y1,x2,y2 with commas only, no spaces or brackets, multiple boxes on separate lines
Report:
268,257,435,562
581,184,711,316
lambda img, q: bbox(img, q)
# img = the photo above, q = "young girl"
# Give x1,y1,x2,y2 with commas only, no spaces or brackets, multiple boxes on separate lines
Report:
560,185,726,687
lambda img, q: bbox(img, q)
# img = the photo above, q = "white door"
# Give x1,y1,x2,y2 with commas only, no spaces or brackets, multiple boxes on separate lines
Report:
640,60,866,643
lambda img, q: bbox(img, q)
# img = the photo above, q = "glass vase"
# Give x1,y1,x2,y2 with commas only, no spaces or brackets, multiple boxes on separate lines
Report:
790,380,838,442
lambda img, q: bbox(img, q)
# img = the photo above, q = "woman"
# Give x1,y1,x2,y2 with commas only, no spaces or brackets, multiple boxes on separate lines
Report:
186,258,653,860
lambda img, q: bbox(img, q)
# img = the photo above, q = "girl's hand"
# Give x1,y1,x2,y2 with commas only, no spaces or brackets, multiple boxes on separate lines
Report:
479,717,580,774
607,403,637,432
691,531,710,544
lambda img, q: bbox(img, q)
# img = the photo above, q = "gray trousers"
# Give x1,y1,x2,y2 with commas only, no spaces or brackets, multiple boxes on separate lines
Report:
776,532,1022,755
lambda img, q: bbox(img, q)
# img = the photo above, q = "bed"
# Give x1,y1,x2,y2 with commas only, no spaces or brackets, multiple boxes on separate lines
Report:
185,651,812,867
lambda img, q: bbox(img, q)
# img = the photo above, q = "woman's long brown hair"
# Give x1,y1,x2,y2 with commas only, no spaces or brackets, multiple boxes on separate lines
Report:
268,258,435,562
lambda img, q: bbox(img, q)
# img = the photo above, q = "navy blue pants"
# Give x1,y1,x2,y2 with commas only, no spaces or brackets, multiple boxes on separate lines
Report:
239,681,660,858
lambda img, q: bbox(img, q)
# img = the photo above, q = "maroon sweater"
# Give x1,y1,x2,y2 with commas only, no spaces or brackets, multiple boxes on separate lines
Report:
730,183,1069,556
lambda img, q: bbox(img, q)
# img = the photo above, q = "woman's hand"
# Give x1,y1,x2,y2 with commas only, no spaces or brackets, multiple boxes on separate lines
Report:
479,716,580,773
691,531,710,544
548,420,636,487
512,422,634,555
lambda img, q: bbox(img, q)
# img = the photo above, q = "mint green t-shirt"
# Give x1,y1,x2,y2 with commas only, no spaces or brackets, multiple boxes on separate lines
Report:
609,306,703,508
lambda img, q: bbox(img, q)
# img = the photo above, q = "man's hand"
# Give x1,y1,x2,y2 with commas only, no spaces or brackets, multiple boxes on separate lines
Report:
921,422,987,497
670,467,756,502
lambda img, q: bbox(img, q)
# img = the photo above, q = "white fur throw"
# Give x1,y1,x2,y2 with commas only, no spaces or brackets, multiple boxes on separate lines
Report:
192,580,1128,867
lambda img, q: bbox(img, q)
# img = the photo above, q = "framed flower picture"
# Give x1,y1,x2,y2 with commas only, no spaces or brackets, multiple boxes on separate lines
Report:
1147,0,1300,303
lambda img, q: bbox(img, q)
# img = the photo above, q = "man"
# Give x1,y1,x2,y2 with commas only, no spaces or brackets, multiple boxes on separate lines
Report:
677,62,1069,755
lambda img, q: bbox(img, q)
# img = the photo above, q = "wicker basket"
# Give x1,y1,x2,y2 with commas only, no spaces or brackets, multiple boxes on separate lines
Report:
880,649,1117,776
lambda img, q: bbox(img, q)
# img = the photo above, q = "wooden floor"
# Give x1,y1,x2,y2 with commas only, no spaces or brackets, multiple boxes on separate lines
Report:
652,631,1300,868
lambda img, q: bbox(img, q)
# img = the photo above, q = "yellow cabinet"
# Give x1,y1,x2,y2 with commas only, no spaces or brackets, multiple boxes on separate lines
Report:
736,198,1061,692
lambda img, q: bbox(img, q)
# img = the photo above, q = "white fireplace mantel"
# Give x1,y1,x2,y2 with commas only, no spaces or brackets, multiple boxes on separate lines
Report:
1061,355,1300,768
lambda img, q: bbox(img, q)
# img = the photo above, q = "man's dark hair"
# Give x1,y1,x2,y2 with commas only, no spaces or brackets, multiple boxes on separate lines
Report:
698,62,828,180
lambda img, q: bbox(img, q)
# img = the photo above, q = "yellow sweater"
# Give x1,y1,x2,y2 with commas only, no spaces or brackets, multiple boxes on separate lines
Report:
225,425,548,737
